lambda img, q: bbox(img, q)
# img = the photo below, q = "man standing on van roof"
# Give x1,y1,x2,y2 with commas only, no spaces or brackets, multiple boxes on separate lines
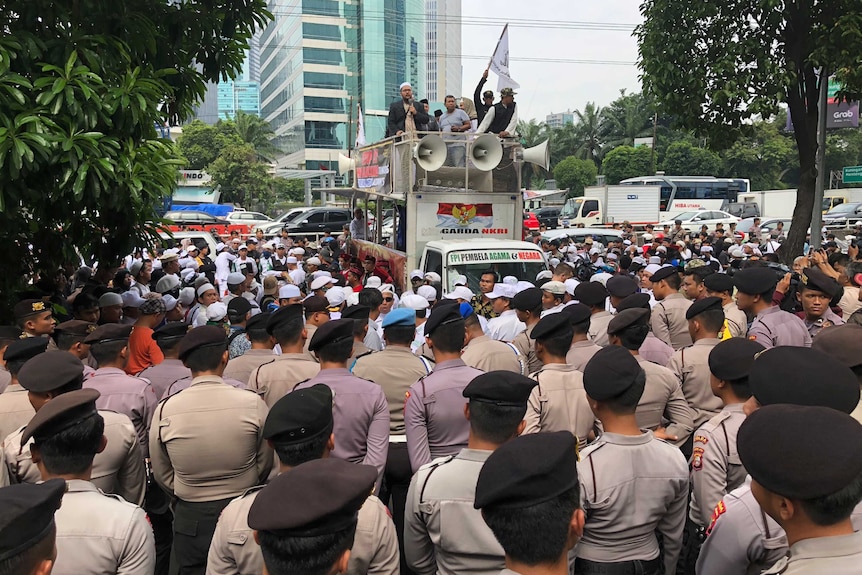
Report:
476,87,518,138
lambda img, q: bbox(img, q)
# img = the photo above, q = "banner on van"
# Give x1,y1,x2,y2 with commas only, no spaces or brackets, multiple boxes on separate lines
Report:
448,250,544,265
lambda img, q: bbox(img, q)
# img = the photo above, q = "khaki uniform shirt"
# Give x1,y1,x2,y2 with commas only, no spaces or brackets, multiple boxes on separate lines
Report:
511,324,542,375
635,357,695,446
0,384,34,442
524,364,596,449
4,410,146,505
352,345,434,434
667,338,723,428
461,335,523,374
149,375,272,502
651,293,693,350
566,340,601,371
405,359,484,472
578,431,689,574
0,447,7,487
223,349,277,385
638,333,674,367
587,310,614,347
689,404,747,527
350,340,374,362
302,323,319,362
723,301,748,338
247,353,320,408
137,358,191,401
0,366,10,395
747,305,811,349
207,487,399,575
53,479,155,575
404,449,505,575
761,532,862,575
85,367,157,457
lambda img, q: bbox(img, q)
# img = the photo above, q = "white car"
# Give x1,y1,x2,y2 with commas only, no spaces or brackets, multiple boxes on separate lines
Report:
254,207,316,236
658,210,738,232
224,211,273,227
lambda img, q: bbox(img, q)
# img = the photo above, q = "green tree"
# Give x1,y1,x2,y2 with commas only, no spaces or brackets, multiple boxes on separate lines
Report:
600,90,654,149
0,0,270,314
638,0,862,263
553,157,598,197
234,110,279,162
722,121,798,190
273,179,307,203
207,144,274,209
177,119,243,169
661,141,722,176
601,146,653,185
572,102,605,167
826,129,862,188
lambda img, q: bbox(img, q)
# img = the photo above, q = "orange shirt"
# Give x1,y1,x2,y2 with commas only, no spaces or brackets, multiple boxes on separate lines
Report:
125,326,164,375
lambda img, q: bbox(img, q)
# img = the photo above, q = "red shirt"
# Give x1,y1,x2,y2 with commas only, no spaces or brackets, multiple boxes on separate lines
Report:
125,325,164,375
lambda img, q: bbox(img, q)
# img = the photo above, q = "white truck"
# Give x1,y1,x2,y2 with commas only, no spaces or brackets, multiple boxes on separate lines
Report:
557,185,661,228
736,189,799,218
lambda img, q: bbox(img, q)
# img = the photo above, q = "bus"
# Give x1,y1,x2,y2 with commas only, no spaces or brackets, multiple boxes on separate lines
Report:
619,175,751,217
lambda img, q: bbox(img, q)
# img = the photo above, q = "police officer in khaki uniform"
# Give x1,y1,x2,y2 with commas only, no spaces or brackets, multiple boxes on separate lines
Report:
0,478,66,570
301,295,330,361
696,347,862,575
7,351,145,506
405,305,484,472
811,324,862,422
607,309,695,446
649,266,693,350
51,320,98,378
796,266,844,337
223,313,276,384
462,309,523,374
577,346,689,575
563,303,601,370
14,299,56,338
615,293,674,366
22,388,156,575
0,338,46,440
524,313,597,448
83,324,157,456
248,305,320,407
343,305,375,362
667,297,725,435
137,322,193,400
0,326,24,394
703,273,748,338
575,282,613,347
510,288,544,375
207,384,399,575
733,267,811,348
294,319,390,482
405,371,536,575
149,325,273,575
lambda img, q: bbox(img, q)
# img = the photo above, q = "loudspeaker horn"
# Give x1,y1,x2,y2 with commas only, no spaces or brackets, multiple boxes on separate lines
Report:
413,135,447,172
337,154,355,176
470,134,504,171
522,139,550,171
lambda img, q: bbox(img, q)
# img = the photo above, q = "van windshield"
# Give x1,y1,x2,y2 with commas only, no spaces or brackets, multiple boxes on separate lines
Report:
447,262,548,293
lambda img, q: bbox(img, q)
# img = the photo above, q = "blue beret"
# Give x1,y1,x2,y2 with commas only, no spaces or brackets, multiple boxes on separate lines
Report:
382,308,416,328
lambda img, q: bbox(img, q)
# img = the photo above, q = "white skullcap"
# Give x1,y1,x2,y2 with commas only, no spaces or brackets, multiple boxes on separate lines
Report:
162,295,179,311
326,289,346,306
278,285,301,299
179,287,196,307
365,276,382,289
399,82,412,90
98,292,123,307
564,278,580,295
400,294,429,310
121,291,145,308
196,283,216,297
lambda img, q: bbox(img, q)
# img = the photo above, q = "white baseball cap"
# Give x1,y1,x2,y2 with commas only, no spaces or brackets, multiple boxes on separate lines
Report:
278,285,301,299
444,286,473,301
453,274,468,286
365,276,382,289
326,289,346,306
121,291,146,308
417,285,437,302
306,257,322,266
400,294,429,310
410,269,424,280
206,302,228,321
310,276,336,291
424,272,441,283
564,278,580,296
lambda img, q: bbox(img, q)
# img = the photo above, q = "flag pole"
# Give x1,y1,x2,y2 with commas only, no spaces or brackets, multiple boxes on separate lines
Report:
347,95,354,187
488,23,508,70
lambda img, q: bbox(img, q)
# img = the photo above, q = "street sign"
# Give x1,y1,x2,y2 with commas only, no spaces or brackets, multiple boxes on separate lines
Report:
843,166,862,184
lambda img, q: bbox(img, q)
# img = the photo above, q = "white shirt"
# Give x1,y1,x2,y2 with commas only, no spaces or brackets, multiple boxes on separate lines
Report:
476,103,519,135
487,310,526,342
540,303,566,317
349,217,367,240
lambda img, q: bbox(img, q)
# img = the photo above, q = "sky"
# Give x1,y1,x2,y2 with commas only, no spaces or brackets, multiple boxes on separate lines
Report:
459,0,644,123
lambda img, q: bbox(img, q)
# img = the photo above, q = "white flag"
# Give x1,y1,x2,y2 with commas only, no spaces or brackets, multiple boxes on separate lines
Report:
355,103,367,147
489,24,520,91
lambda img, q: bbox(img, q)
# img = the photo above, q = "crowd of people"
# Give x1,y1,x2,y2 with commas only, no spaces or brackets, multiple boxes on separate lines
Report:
1,216,862,575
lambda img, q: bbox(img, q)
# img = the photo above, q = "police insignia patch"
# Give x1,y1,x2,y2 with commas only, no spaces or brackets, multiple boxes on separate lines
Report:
692,446,705,470
706,500,727,536
694,435,709,445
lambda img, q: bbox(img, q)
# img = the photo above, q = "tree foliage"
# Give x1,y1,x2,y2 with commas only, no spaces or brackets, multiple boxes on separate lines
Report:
661,141,722,176
177,120,243,169
601,146,653,185
553,157,598,197
722,122,797,190
637,0,862,262
0,0,270,314
207,143,274,209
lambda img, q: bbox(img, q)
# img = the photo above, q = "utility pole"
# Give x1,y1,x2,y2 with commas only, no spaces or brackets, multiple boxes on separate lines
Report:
811,70,828,250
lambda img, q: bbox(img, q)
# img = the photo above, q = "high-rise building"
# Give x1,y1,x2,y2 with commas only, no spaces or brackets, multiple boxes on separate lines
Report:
425,0,461,102
546,111,575,129
218,81,261,119
257,0,427,171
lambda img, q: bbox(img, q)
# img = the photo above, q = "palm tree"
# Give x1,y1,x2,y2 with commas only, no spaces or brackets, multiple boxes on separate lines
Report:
233,111,280,162
600,90,654,149
572,102,604,168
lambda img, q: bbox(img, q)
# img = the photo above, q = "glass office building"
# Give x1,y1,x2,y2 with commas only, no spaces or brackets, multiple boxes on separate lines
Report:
218,81,262,119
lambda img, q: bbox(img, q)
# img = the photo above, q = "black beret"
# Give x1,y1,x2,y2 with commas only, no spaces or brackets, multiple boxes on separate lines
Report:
82,323,132,345
13,299,51,320
583,345,644,401
18,351,84,392
267,304,304,335
649,266,678,283
4,338,49,363
53,320,97,338
530,313,573,341
749,347,859,412
812,324,862,368
511,287,542,312
574,282,608,306
703,272,734,293
474,431,578,510
308,319,353,352
21,388,100,445
245,312,271,332
177,325,227,360
606,276,639,298
561,302,591,325
227,297,252,317
615,292,651,311
685,296,724,320
152,322,189,341
733,267,777,295
799,267,841,299
303,295,329,314
248,458,377,535
341,305,370,321
739,404,862,499
463,371,537,406
607,308,650,336
424,305,463,338
0,326,24,340
264,384,333,442
0,479,66,562
708,338,765,381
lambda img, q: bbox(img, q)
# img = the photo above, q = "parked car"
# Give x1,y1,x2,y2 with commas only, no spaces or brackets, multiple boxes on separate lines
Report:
158,230,219,255
255,207,315,236
532,206,561,229
523,212,540,239
543,227,627,247
658,210,738,232
224,211,273,227
283,208,352,235
736,217,792,243
822,202,862,228
726,201,760,219
163,210,225,225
